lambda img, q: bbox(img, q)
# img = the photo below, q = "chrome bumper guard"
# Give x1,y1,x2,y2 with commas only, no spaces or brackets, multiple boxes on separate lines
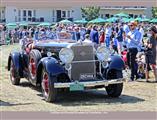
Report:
54,78,125,88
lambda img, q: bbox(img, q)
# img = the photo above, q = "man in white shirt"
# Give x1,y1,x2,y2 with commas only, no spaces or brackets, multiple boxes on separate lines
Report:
126,21,141,81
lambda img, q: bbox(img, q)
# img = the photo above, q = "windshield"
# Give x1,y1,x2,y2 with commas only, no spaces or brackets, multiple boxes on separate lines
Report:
57,32,72,40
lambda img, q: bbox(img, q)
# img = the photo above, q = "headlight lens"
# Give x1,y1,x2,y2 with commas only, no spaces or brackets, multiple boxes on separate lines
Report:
47,52,52,57
59,48,74,63
96,46,110,61
102,61,108,68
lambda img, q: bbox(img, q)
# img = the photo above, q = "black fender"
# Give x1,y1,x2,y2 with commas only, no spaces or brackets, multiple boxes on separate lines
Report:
36,57,66,84
8,51,23,77
108,55,125,71
105,55,124,79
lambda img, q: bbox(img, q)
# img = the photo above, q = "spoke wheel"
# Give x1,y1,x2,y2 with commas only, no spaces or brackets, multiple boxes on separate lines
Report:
28,49,41,82
41,69,57,102
29,58,36,79
41,72,49,98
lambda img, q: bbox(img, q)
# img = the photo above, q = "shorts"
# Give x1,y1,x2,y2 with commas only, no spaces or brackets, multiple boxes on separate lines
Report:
146,55,156,65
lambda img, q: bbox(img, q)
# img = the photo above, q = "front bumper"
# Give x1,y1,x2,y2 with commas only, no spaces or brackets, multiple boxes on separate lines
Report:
54,78,125,88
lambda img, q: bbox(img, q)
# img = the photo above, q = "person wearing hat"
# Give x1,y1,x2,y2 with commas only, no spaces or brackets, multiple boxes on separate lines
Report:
145,26,157,82
126,21,141,81
84,34,92,44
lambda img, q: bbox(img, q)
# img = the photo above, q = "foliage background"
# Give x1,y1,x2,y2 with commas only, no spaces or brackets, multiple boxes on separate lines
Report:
81,7,100,21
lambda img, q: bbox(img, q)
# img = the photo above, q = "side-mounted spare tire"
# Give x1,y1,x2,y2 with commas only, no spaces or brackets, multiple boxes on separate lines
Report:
28,49,42,82
105,70,123,97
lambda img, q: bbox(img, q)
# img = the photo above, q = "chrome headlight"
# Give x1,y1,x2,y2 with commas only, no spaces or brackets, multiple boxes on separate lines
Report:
47,52,52,57
96,46,110,61
102,61,108,68
59,48,74,64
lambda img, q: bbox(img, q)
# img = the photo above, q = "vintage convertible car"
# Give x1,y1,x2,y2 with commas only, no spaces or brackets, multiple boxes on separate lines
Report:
8,32,125,102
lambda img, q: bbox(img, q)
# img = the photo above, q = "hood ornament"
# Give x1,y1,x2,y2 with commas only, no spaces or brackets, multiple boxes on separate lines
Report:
77,39,83,45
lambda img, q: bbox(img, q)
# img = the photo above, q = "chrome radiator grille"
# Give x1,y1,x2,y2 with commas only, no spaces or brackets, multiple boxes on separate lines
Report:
71,45,96,80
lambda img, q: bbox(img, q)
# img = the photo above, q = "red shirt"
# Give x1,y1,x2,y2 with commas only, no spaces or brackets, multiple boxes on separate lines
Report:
99,32,105,44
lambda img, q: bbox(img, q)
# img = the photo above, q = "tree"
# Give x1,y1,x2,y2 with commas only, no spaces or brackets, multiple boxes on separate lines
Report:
81,7,100,21
152,7,157,18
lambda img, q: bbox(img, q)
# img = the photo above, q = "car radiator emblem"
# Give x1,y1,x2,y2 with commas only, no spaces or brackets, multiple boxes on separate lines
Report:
80,51,86,56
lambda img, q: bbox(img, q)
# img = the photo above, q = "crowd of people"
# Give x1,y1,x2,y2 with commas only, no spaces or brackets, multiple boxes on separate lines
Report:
0,21,157,82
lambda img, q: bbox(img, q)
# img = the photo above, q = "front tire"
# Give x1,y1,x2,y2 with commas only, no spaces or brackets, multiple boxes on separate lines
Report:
10,60,20,85
41,68,57,102
105,70,123,97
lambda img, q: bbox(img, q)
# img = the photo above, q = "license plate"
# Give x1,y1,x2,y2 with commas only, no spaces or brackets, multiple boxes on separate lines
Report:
80,74,94,80
70,82,84,91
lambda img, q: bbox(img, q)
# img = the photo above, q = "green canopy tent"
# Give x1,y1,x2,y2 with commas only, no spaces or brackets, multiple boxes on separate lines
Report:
74,19,88,24
28,22,40,26
6,23,17,29
38,22,51,27
114,12,129,18
150,18,157,23
6,23,17,26
19,22,29,26
129,18,134,22
7,26,17,29
134,17,142,22
122,18,134,23
88,18,106,24
51,24,57,28
106,17,118,23
59,19,72,24
141,18,150,22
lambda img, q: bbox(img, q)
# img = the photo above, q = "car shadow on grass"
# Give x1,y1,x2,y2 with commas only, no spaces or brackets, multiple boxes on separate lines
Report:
0,100,33,106
53,90,145,106
19,82,145,106
18,81,42,92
